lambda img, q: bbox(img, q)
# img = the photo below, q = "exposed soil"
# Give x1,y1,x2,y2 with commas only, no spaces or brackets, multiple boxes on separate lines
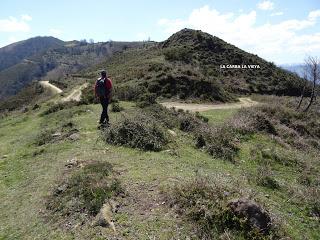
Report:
160,97,259,112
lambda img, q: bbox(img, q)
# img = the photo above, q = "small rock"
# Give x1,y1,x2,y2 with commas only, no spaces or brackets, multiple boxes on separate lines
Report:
168,129,177,137
54,184,68,195
68,133,80,141
52,132,62,137
65,158,78,168
93,202,116,232
32,104,40,110
228,198,271,234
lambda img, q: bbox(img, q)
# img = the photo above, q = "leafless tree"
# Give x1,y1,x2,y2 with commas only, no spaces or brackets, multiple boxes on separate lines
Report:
296,71,308,110
301,56,319,112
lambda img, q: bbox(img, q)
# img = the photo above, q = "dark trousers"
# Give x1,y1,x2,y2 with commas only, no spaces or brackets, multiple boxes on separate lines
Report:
99,97,109,124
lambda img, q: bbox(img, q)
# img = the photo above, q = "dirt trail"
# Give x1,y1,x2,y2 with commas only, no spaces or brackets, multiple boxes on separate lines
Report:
61,83,88,102
161,97,259,112
39,81,63,94
39,81,88,102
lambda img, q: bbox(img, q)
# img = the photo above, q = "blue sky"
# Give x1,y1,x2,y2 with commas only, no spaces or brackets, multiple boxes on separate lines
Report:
1,0,320,64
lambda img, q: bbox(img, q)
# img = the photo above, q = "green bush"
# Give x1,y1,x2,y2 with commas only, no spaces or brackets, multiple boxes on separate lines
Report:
34,128,56,146
195,111,209,123
163,46,193,63
256,165,280,189
195,125,240,162
142,104,178,129
111,102,124,112
178,113,202,132
41,101,79,115
165,177,282,239
136,92,157,108
102,114,169,151
46,161,122,219
79,84,99,104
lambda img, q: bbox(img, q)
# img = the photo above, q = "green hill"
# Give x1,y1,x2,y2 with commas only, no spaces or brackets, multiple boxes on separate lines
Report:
0,36,64,72
83,28,307,104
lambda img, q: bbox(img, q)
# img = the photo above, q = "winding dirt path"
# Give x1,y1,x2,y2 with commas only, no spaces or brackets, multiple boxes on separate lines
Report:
160,97,259,112
39,81,88,102
39,81,63,94
61,83,88,102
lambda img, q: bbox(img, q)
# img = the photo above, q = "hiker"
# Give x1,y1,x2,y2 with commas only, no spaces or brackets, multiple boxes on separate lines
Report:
94,70,113,127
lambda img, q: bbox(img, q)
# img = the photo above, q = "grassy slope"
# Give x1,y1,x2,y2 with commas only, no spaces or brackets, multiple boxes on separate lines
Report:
0,101,319,239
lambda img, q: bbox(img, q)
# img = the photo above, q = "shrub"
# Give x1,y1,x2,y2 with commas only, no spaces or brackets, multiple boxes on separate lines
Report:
79,84,99,104
231,108,277,135
34,128,56,146
195,125,240,162
163,46,193,63
41,101,79,115
34,121,78,146
165,177,282,239
46,161,122,225
142,104,178,129
102,114,169,151
195,111,209,123
178,113,201,132
111,102,124,112
255,165,280,190
136,92,157,108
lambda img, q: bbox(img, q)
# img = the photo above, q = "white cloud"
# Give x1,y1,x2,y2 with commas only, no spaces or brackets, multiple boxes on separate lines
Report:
49,28,62,36
308,10,320,21
271,11,283,16
157,5,320,63
21,14,32,21
257,1,274,11
0,15,31,32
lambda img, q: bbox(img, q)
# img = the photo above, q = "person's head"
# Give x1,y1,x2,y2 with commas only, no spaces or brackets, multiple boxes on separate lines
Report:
100,70,107,78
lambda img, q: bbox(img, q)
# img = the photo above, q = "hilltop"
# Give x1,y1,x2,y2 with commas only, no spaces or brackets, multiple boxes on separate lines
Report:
80,29,307,106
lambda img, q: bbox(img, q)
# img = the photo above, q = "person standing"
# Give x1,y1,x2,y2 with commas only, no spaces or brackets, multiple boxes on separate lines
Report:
94,70,112,127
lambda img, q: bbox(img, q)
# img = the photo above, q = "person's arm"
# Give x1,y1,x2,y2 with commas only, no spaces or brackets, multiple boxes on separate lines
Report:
106,78,113,100
94,81,98,98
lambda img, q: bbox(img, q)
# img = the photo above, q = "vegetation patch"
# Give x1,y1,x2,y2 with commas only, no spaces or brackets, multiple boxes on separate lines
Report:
41,101,80,115
0,82,45,113
255,164,281,190
102,113,169,151
110,101,124,112
164,177,284,239
46,161,122,229
136,92,157,108
196,125,241,162
34,120,79,146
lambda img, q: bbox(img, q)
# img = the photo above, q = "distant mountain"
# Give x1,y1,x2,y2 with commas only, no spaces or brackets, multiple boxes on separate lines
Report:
280,64,305,78
84,28,307,103
0,37,149,99
0,36,64,72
